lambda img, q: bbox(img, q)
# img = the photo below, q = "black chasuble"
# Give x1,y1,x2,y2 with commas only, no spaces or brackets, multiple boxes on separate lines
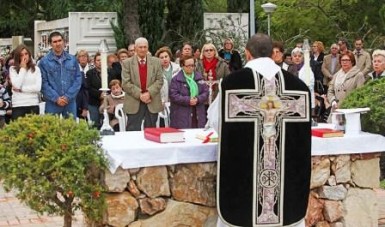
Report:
217,67,311,227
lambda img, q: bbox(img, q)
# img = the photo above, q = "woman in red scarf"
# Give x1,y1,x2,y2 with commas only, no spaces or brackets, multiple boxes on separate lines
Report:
196,43,230,104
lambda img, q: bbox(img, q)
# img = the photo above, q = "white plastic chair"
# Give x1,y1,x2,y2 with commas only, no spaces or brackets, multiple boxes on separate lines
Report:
114,103,127,132
156,102,170,127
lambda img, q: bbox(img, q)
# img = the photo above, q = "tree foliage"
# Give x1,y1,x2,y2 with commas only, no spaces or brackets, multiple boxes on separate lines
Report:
203,0,227,12
0,115,108,227
262,0,385,49
164,0,204,52
139,0,165,54
227,0,249,13
1,0,385,54
0,0,118,39
122,0,142,46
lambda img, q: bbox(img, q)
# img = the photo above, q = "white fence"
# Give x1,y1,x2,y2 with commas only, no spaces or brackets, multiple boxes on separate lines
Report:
34,12,118,57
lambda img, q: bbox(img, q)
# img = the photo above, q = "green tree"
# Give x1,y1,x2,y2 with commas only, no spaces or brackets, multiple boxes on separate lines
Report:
139,0,165,53
203,0,227,12
111,10,127,49
261,0,385,49
164,0,204,52
227,0,249,13
0,1,41,38
0,0,118,39
0,115,108,227
122,0,142,45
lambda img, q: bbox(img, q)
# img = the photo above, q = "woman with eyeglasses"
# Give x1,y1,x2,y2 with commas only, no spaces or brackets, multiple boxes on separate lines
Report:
218,38,243,72
196,43,230,103
169,56,209,129
327,51,365,110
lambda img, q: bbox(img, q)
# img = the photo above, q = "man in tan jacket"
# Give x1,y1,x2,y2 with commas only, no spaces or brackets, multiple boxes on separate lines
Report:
353,37,372,76
121,37,163,131
321,43,341,91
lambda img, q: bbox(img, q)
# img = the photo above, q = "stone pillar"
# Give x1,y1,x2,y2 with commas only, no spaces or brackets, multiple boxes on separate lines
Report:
12,36,24,49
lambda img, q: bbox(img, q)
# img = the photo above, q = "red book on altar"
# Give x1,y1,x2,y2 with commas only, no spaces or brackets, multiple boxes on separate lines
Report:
144,127,185,143
311,128,344,138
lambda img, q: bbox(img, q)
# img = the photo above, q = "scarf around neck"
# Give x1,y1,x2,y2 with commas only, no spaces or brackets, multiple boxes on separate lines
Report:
183,70,198,98
203,57,218,80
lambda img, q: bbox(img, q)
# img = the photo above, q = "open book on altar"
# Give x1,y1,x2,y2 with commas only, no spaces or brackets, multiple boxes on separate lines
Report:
144,127,185,143
196,129,218,143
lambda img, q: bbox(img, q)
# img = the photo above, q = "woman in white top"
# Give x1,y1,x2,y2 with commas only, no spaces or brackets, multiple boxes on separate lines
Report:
10,44,42,120
154,46,181,104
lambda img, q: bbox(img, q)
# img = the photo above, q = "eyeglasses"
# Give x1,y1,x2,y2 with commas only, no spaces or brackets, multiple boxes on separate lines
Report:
204,49,214,52
341,59,351,62
184,64,195,68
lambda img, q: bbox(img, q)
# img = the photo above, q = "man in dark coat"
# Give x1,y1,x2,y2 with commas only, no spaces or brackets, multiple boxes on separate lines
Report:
217,33,311,227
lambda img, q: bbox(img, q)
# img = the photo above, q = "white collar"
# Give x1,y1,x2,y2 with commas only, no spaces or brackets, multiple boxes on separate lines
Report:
244,57,281,80
137,57,146,63
111,91,125,99
164,64,172,71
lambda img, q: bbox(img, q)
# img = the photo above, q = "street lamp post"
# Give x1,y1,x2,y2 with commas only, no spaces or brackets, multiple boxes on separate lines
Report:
261,2,277,37
250,0,255,37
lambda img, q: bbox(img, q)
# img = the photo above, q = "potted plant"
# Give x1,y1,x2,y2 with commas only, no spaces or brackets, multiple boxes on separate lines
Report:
0,115,109,227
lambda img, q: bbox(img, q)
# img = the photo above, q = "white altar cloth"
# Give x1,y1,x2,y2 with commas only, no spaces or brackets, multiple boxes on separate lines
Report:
102,126,385,173
102,129,217,173
311,123,385,156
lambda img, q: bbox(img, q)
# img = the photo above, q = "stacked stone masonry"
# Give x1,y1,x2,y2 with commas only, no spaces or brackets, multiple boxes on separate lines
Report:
306,153,380,227
102,153,381,227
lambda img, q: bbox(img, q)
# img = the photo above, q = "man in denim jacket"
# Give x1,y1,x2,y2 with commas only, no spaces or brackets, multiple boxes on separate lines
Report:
39,32,82,118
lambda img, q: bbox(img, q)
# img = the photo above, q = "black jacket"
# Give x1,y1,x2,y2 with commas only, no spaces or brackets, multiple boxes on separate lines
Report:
218,49,243,72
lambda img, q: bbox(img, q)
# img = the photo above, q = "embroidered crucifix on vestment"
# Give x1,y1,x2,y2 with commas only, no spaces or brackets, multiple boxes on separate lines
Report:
224,70,309,226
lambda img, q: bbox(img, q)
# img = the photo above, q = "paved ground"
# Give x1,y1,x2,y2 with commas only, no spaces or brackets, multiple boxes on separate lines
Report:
0,184,84,227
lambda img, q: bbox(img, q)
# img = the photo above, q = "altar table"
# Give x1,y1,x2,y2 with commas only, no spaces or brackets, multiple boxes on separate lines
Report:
102,128,217,173
101,127,385,173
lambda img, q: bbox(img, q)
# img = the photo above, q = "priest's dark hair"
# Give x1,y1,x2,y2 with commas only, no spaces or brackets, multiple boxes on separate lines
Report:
246,33,273,58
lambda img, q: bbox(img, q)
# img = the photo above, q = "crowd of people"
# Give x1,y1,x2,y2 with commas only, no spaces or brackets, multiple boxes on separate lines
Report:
0,32,384,131
272,37,385,122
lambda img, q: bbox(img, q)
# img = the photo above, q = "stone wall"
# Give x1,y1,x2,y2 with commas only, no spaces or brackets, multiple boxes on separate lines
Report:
103,163,217,227
306,153,380,227
103,153,381,227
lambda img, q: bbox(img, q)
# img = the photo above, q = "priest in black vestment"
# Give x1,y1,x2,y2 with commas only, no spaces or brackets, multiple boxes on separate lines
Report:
215,33,311,227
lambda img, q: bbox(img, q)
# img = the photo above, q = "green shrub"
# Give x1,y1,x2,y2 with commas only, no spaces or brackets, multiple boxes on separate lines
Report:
340,78,385,135
0,114,108,227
